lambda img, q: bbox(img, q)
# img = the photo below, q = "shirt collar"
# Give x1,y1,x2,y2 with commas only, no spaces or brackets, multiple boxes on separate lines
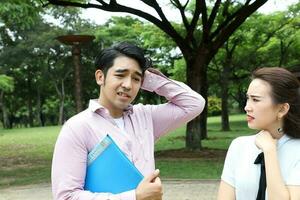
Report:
88,99,133,115
254,133,291,153
277,134,291,149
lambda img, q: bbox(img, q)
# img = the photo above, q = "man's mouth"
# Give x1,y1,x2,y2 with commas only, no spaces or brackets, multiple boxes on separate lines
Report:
117,92,131,98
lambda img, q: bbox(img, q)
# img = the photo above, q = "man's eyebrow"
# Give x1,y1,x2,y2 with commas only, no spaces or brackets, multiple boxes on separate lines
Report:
134,71,143,77
114,69,128,73
115,68,142,77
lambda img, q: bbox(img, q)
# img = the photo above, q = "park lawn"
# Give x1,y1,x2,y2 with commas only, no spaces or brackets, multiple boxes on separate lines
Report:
155,114,253,179
0,114,253,188
0,126,61,187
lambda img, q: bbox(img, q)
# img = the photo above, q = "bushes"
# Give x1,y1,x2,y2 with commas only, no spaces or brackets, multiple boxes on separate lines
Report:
208,96,221,116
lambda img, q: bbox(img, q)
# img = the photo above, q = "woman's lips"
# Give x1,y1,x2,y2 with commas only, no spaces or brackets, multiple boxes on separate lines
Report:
246,115,255,122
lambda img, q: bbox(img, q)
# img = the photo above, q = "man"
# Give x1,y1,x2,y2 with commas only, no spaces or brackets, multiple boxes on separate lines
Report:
52,42,205,200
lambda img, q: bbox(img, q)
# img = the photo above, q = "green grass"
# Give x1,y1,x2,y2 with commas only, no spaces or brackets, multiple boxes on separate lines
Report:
0,114,253,188
155,114,252,151
157,159,224,179
0,126,61,187
154,114,253,179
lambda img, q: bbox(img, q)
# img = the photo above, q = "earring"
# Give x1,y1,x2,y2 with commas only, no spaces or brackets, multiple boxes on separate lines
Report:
277,127,283,134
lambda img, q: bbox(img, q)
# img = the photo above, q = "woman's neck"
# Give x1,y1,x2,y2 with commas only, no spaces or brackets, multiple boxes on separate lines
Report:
265,127,284,139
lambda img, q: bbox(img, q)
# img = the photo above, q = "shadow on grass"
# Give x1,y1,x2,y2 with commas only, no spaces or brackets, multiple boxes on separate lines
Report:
0,163,51,188
155,148,226,159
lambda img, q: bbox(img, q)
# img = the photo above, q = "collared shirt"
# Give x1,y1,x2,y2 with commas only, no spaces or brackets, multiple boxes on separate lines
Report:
221,134,300,200
112,117,125,132
51,69,205,200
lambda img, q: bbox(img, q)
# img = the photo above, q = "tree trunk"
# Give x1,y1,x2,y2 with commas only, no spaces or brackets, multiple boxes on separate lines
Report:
28,98,34,127
27,74,34,127
186,115,202,150
72,44,83,113
59,97,65,125
235,85,246,112
0,91,3,126
0,91,11,129
58,80,65,125
221,64,231,131
185,50,208,150
36,87,43,126
198,52,208,140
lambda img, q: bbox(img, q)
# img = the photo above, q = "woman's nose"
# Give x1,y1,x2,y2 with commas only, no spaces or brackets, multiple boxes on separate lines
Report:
244,101,251,112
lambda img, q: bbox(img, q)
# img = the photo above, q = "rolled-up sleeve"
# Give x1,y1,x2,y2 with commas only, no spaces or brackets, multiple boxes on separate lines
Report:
141,68,205,139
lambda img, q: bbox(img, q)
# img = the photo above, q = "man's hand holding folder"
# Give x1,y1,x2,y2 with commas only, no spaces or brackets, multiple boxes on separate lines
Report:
136,169,163,200
84,135,163,199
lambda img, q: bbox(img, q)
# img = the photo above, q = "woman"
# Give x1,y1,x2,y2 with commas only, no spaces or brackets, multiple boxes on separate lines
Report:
217,67,300,200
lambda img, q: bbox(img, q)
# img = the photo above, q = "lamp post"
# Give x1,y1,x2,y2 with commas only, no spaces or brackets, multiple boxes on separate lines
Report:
56,35,95,113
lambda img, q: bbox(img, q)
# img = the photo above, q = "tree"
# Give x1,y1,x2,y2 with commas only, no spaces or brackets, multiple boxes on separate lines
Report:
0,75,14,91
209,10,295,131
1,1,99,127
43,0,268,150
0,0,44,127
0,75,14,128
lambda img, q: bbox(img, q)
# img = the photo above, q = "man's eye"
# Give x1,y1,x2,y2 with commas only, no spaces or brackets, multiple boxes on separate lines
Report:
133,77,141,82
253,98,259,102
115,74,124,77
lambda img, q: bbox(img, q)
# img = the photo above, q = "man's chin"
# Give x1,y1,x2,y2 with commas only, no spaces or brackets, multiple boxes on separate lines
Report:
116,102,130,110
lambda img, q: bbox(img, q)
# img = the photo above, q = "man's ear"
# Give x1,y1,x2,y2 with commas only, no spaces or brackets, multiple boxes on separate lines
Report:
95,69,105,86
278,103,290,119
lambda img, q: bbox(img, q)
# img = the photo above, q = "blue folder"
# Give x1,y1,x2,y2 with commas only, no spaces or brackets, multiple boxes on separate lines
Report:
84,135,144,193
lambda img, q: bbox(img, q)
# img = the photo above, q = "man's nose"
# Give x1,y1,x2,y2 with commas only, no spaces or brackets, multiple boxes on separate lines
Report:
122,77,132,90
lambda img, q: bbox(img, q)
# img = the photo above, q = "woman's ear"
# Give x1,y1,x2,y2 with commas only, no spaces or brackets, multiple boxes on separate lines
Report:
95,69,105,86
278,103,290,119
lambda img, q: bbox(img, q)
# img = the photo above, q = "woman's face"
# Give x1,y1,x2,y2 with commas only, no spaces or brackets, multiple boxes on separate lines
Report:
244,78,282,131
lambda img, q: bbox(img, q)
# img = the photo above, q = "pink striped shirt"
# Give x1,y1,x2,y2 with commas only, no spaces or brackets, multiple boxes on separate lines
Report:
51,69,205,200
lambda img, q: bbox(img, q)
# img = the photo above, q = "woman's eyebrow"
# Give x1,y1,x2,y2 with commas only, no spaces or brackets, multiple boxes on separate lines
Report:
246,94,263,98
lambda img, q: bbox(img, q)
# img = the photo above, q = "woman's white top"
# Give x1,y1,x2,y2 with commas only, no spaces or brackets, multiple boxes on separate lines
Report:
221,134,300,200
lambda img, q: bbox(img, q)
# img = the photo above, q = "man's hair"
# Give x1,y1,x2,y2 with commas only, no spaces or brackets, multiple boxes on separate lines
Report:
94,42,151,76
251,67,300,138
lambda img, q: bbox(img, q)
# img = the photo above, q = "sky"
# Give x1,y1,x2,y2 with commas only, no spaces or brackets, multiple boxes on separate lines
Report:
80,0,299,25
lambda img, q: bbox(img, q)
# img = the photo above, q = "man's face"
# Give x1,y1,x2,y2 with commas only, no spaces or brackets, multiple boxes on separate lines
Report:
96,56,143,117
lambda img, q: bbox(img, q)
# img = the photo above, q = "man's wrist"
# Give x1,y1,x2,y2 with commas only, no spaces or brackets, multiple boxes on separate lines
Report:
141,69,167,92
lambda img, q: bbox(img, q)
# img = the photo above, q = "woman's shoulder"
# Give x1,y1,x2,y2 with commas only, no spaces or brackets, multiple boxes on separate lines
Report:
284,136,300,152
225,135,257,154
231,134,256,146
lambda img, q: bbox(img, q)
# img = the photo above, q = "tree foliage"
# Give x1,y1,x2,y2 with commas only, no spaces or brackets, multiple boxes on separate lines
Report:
0,1,299,151
0,75,14,92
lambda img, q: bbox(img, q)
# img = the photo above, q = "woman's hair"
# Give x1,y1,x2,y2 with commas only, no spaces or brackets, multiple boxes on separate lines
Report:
251,67,300,138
